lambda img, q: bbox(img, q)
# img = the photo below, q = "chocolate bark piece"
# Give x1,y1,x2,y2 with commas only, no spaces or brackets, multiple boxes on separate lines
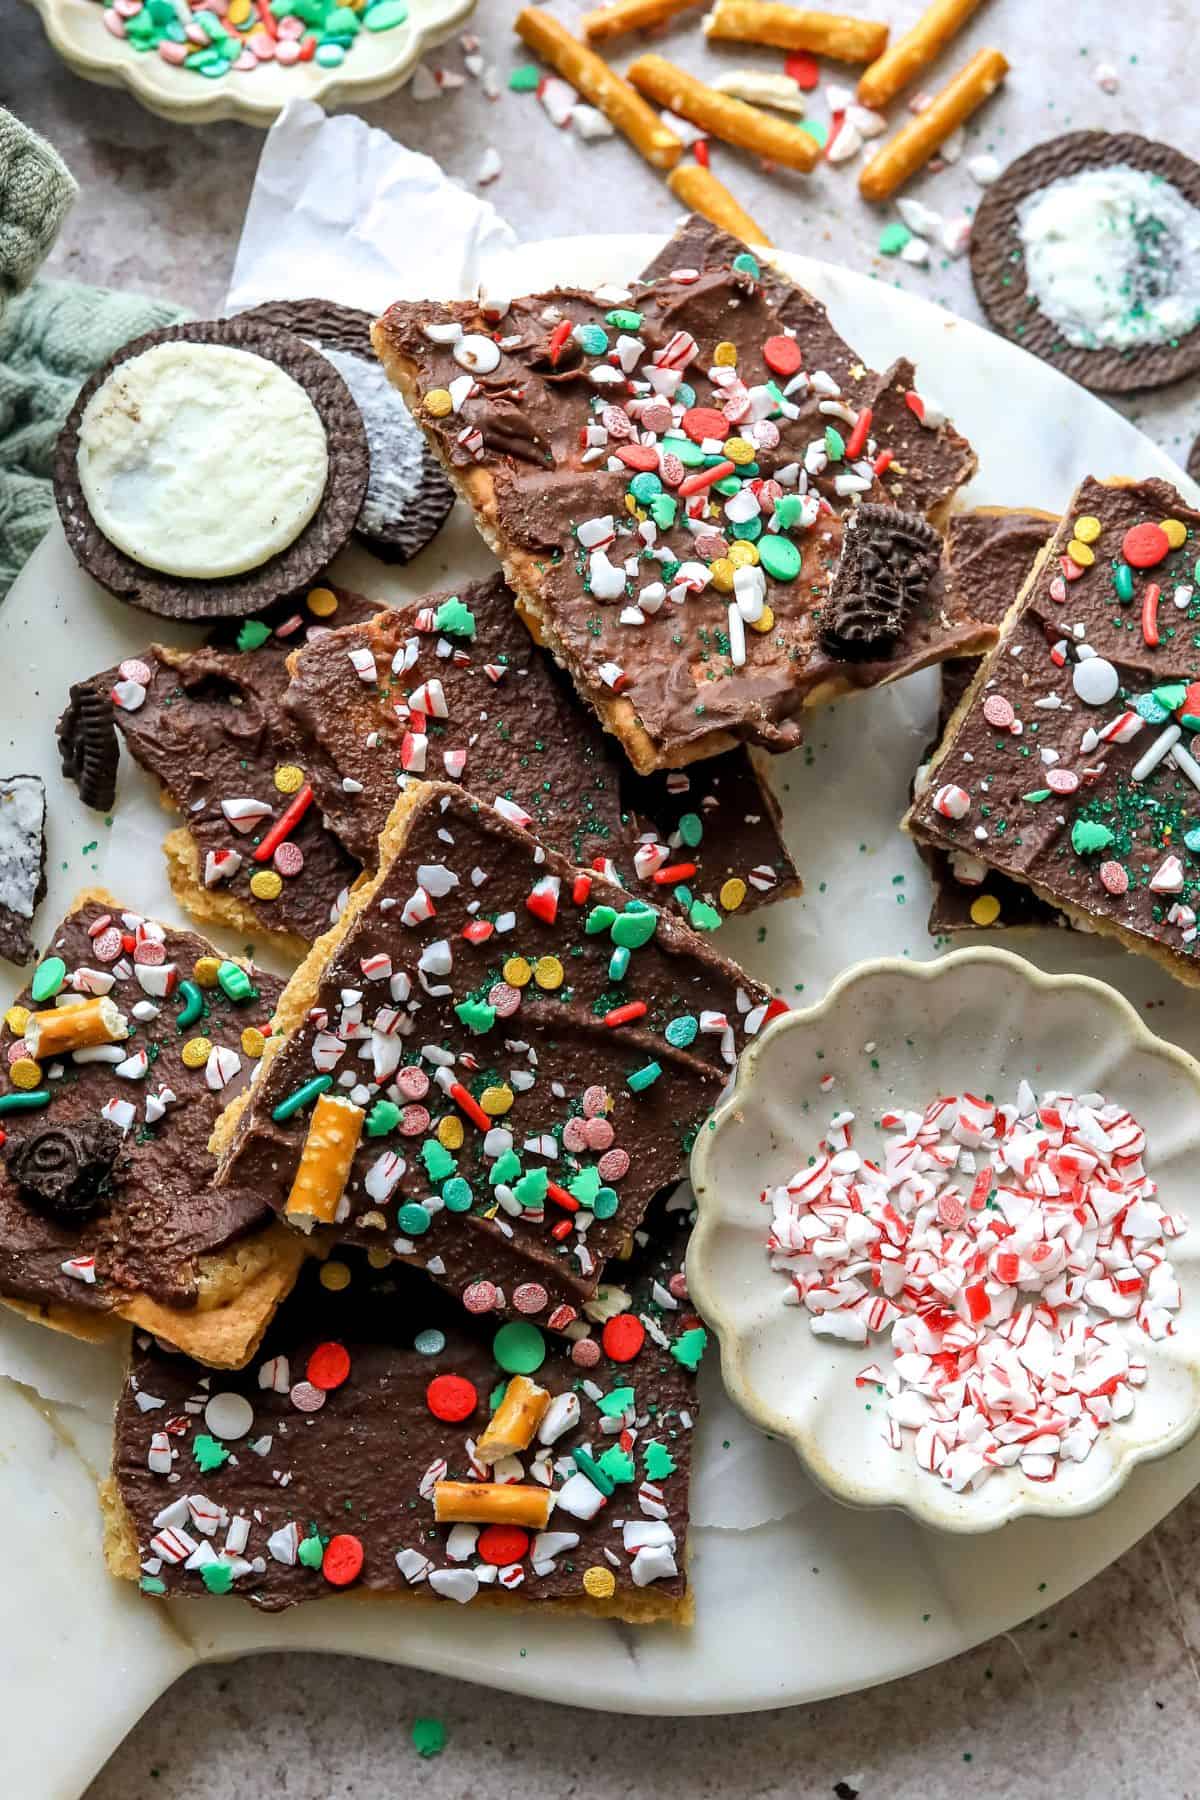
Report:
1189,433,1200,487
916,508,1064,936
283,572,799,923
213,782,777,1322
0,775,47,967
53,319,369,622
371,215,992,775
905,476,1200,985
0,890,304,1366
76,586,379,954
238,299,455,565
971,133,1200,394
103,1213,700,1620
57,686,119,812
820,504,942,661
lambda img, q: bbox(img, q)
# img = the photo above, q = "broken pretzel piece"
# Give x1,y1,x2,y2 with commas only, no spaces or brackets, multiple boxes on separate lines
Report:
515,8,683,170
628,52,819,172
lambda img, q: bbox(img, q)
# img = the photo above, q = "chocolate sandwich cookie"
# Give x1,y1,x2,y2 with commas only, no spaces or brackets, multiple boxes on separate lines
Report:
238,300,455,565
971,133,1200,394
283,572,799,925
0,891,303,1366
73,586,380,954
54,319,369,621
371,215,991,774
212,782,780,1324
906,476,1200,986
0,776,47,967
57,686,120,812
104,1211,701,1620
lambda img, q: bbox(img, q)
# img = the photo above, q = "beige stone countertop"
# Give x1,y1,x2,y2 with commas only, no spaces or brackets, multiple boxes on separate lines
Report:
9,0,1200,1791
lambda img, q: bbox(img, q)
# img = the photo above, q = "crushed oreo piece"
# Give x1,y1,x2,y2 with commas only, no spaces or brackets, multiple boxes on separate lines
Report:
7,1118,124,1224
1189,432,1200,486
58,684,120,811
0,775,47,966
821,504,943,662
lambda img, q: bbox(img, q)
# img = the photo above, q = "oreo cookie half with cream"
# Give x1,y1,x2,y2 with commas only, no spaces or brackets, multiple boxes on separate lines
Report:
971,132,1200,393
53,319,369,621
239,299,454,565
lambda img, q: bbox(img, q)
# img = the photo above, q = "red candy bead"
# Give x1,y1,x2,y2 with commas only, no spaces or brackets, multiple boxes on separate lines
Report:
477,1524,529,1566
322,1533,364,1587
762,334,803,377
681,405,729,443
1122,521,1170,569
602,1314,646,1362
784,50,819,88
615,443,660,470
306,1342,351,1391
426,1373,478,1421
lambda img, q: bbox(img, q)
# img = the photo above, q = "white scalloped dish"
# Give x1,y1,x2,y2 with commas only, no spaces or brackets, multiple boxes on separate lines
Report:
689,949,1200,1533
23,0,476,127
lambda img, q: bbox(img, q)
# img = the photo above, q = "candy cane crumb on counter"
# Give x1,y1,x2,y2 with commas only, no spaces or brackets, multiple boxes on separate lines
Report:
765,1083,1184,1492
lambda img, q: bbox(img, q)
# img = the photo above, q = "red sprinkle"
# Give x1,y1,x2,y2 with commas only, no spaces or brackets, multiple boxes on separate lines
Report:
653,861,697,884
784,50,819,87
550,1218,574,1241
426,1373,478,1422
477,1524,530,1565
322,1534,364,1587
844,406,872,461
677,459,735,497
546,320,573,366
615,443,660,471
547,1180,580,1213
603,1000,648,1027
681,405,729,443
602,1314,646,1362
306,1342,351,1391
253,783,313,862
572,874,592,905
449,1081,489,1131
872,447,894,477
462,919,494,943
762,334,802,377
1142,582,1162,648
1122,521,1170,569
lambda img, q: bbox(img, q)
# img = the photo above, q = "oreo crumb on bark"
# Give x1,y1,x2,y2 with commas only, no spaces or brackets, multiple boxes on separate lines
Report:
6,1119,124,1225
821,505,942,662
1188,433,1200,486
0,775,47,967
53,319,369,621
58,683,120,812
971,132,1200,394
237,300,454,564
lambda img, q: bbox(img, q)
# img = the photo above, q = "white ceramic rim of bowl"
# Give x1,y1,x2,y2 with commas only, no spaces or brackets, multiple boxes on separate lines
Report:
23,0,477,128
689,945,1200,1534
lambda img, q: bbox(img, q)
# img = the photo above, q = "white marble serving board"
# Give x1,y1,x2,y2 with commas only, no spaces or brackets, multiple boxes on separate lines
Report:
4,238,1200,1800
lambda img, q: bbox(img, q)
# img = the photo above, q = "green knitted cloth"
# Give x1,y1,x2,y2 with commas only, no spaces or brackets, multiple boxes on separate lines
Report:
0,108,188,598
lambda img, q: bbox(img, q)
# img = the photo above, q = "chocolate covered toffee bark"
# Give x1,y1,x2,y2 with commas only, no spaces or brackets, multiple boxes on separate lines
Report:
0,776,47,967
72,586,379,955
0,892,303,1365
916,507,1062,935
104,1215,702,1620
907,477,1200,983
214,783,778,1321
284,572,799,924
371,217,990,773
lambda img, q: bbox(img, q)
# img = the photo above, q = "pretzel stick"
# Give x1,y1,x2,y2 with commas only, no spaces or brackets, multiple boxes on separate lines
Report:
582,0,703,43
668,163,772,244
24,996,127,1059
628,52,820,172
285,1092,364,1229
703,1,889,63
515,7,683,170
475,1375,551,1463
857,0,985,109
433,1480,554,1529
859,47,1008,200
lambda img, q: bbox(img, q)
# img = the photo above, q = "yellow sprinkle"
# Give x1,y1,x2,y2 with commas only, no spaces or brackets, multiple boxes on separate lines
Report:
193,957,221,988
969,893,1002,927
724,436,754,466
1162,517,1188,549
582,1565,616,1599
4,1005,30,1037
1066,540,1095,568
306,587,339,618
250,870,283,901
241,1026,267,1059
320,1260,352,1292
1073,514,1102,544
360,1209,387,1232
227,0,251,19
181,1036,212,1069
9,1058,42,1091
751,605,775,634
437,1115,465,1151
481,1084,514,1116
503,956,532,988
423,388,453,418
719,877,747,911
713,341,737,367
274,764,304,795
533,955,564,991
708,557,735,593
367,1246,392,1269
728,540,759,569
619,1232,635,1260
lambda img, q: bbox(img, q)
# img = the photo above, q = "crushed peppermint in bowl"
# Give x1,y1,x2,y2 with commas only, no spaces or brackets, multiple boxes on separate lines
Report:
688,948,1200,1531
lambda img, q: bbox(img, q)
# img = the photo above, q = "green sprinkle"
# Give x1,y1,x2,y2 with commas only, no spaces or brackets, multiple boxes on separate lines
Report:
597,1445,636,1485
397,1202,432,1236
731,252,760,278
649,494,678,529
665,1014,698,1048
490,1148,522,1186
175,979,205,1030
236,620,272,651
271,1074,332,1122
571,1445,615,1495
585,903,618,935
597,1384,635,1417
31,957,66,1003
606,308,644,330
799,118,828,148
568,1164,601,1206
411,1718,447,1759
758,535,802,582
611,907,657,949
628,1061,663,1093
1071,819,1114,855
592,1185,619,1219
366,1098,401,1137
644,1441,677,1480
421,1140,457,1183
689,900,722,931
514,1167,548,1208
216,959,255,1004
200,1562,235,1594
878,221,912,256
824,425,845,462
0,1090,50,1115
508,63,540,89
1114,561,1135,602
455,997,496,1034
671,1325,708,1371
434,595,476,639
578,324,609,356
1022,789,1052,804
630,470,663,504
678,812,703,847
361,0,406,24
298,1532,325,1570
193,1434,230,1473
493,1320,546,1374
609,945,631,982
442,1176,473,1212
139,1576,167,1595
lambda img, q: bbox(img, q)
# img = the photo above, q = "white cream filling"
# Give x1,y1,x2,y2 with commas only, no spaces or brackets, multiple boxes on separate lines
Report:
1017,164,1200,351
77,341,329,579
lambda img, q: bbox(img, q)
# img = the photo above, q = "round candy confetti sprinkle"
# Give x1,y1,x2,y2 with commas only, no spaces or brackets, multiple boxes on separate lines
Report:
478,1524,530,1566
513,1282,548,1314
241,1026,266,1059
709,558,735,592
481,1084,514,1116
969,894,1001,927
714,341,737,366
426,1373,478,1421
728,540,759,569
4,1006,30,1035
1073,514,1102,544
488,981,522,1018
719,879,747,911
274,841,305,878
274,764,304,795
1072,657,1120,707
982,693,1015,729
134,939,165,966
181,1036,212,1068
572,1337,601,1368
598,1148,630,1182
249,870,283,901
592,1186,619,1220
582,1565,616,1599
307,1341,351,1391
463,1280,499,1314
762,334,802,376
436,1114,465,1150
493,1320,547,1374
322,1534,364,1587
9,1059,42,1091
193,956,221,987
397,1066,429,1099
320,1261,352,1292
443,1176,473,1212
31,958,66,1003
290,1380,326,1413
412,1718,447,1760
306,588,339,618
1122,521,1171,569
1162,517,1188,549
583,1085,609,1118
1100,860,1130,895
602,1314,645,1362
584,1115,614,1151
758,536,802,582
414,1328,446,1356
397,1201,432,1236
424,388,453,418
503,956,532,988
204,1392,254,1440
